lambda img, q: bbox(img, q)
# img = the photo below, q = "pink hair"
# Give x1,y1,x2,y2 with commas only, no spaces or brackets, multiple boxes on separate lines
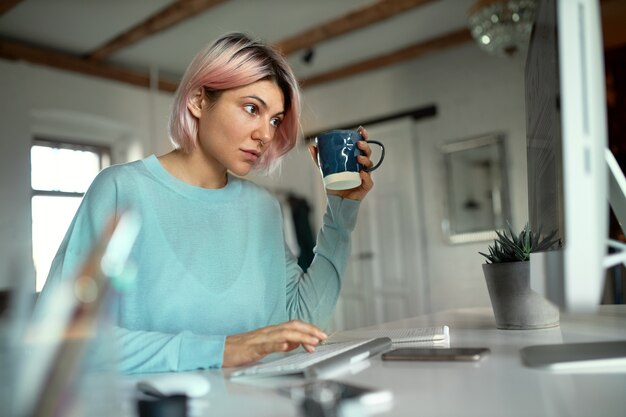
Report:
168,33,301,174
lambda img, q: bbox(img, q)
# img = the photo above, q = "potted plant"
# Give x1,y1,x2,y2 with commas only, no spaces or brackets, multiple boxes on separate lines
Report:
480,224,561,330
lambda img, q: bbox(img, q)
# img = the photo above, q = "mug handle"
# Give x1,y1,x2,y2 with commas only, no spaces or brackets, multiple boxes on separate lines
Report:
363,140,385,172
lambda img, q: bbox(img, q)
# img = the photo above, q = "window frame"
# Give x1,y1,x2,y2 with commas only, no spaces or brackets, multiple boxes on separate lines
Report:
31,137,112,198
30,137,112,291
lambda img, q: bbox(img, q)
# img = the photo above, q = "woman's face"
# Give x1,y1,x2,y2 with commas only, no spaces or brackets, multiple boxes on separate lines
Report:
191,79,285,177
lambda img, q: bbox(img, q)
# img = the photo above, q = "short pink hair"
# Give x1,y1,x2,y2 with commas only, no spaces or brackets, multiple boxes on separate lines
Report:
168,32,301,174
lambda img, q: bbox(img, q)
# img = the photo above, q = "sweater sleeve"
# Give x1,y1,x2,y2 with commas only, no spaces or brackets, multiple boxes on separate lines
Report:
285,195,360,328
112,326,225,373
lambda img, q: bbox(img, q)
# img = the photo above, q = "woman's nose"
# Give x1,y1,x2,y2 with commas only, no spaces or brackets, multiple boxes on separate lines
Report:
253,122,273,145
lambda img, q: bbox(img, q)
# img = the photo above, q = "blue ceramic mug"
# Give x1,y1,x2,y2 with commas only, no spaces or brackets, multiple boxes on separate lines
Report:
314,130,385,190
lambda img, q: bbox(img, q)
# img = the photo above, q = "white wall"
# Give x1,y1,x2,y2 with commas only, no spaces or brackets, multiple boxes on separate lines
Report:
0,42,529,314
0,60,173,289
414,46,528,312
301,44,528,312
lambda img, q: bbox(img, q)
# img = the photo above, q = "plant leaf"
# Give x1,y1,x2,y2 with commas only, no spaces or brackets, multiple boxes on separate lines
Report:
479,221,559,263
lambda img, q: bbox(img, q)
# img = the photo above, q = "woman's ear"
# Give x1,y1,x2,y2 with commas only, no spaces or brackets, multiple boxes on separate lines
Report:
187,87,204,118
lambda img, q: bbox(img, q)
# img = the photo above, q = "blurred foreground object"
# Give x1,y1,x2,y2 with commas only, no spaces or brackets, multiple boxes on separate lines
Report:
13,211,141,417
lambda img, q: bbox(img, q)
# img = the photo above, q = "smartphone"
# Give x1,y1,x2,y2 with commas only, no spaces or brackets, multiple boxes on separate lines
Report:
381,347,490,361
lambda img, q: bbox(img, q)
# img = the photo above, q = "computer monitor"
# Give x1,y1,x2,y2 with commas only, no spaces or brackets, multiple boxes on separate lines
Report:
526,0,608,313
523,0,626,370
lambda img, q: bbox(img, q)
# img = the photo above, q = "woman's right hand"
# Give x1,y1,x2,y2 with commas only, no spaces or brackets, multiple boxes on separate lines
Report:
222,320,328,368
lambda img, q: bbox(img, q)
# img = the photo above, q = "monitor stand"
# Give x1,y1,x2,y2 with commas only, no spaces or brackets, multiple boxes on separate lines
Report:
605,149,626,270
607,148,626,232
520,341,626,371
521,150,626,372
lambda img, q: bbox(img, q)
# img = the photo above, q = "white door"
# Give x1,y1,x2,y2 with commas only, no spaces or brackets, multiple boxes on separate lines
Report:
332,117,429,330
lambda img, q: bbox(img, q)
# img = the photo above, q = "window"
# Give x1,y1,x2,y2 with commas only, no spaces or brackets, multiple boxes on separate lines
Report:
31,139,111,291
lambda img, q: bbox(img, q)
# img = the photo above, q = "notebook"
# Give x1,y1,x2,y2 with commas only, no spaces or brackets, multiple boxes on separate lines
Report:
324,325,450,347
230,337,392,379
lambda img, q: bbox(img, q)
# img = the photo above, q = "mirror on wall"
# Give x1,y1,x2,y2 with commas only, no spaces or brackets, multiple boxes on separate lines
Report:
441,133,511,244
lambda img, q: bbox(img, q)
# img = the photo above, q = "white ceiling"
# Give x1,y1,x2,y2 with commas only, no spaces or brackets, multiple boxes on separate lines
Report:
0,0,478,83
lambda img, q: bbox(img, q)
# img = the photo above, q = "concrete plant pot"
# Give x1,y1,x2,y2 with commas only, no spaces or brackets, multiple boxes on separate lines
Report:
482,262,560,330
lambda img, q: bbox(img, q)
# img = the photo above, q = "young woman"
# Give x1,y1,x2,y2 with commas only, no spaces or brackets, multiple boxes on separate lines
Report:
39,33,376,374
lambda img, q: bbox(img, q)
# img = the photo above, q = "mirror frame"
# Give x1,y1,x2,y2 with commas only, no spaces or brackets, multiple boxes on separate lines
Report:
441,133,511,244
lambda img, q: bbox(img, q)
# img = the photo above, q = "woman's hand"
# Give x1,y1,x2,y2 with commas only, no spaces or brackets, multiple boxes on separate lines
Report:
308,126,375,202
222,320,328,367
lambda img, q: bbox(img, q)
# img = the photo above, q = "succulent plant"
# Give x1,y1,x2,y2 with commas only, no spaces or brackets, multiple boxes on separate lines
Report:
480,223,560,264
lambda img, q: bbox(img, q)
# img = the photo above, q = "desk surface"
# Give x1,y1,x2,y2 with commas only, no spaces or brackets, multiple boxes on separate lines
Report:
122,306,626,417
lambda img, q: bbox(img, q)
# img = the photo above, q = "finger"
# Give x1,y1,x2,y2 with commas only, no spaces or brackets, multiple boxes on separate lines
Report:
275,342,292,352
357,125,369,140
284,342,301,352
270,328,322,348
278,340,319,354
357,154,374,170
259,340,296,355
260,321,320,343
357,140,372,158
308,145,319,166
359,171,374,192
283,320,327,339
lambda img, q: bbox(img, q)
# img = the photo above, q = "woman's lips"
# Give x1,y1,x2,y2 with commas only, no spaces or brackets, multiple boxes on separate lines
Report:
241,148,260,162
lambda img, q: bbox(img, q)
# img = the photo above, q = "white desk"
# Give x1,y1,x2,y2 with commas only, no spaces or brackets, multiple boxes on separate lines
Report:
121,306,626,417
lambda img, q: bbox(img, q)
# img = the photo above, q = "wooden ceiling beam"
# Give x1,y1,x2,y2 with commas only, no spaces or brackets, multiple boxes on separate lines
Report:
274,0,438,55
299,28,472,89
0,29,471,94
0,39,179,92
87,0,229,61
0,0,24,15
0,26,472,95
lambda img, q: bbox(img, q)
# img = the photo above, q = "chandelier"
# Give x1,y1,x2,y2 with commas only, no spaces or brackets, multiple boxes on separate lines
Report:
468,0,537,57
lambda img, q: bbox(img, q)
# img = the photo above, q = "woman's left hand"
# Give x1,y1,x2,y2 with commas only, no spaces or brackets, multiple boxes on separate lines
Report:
308,126,375,202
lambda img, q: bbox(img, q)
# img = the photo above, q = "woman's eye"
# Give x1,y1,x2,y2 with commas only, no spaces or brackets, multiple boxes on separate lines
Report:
270,118,282,128
243,104,258,115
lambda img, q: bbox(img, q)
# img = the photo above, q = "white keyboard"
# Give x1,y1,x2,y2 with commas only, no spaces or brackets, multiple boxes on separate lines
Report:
230,337,391,378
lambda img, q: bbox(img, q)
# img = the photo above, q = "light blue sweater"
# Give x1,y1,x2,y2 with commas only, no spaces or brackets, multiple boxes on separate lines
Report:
38,155,359,374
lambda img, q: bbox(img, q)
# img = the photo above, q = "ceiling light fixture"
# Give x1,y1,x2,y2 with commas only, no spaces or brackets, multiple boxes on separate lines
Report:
468,0,537,57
